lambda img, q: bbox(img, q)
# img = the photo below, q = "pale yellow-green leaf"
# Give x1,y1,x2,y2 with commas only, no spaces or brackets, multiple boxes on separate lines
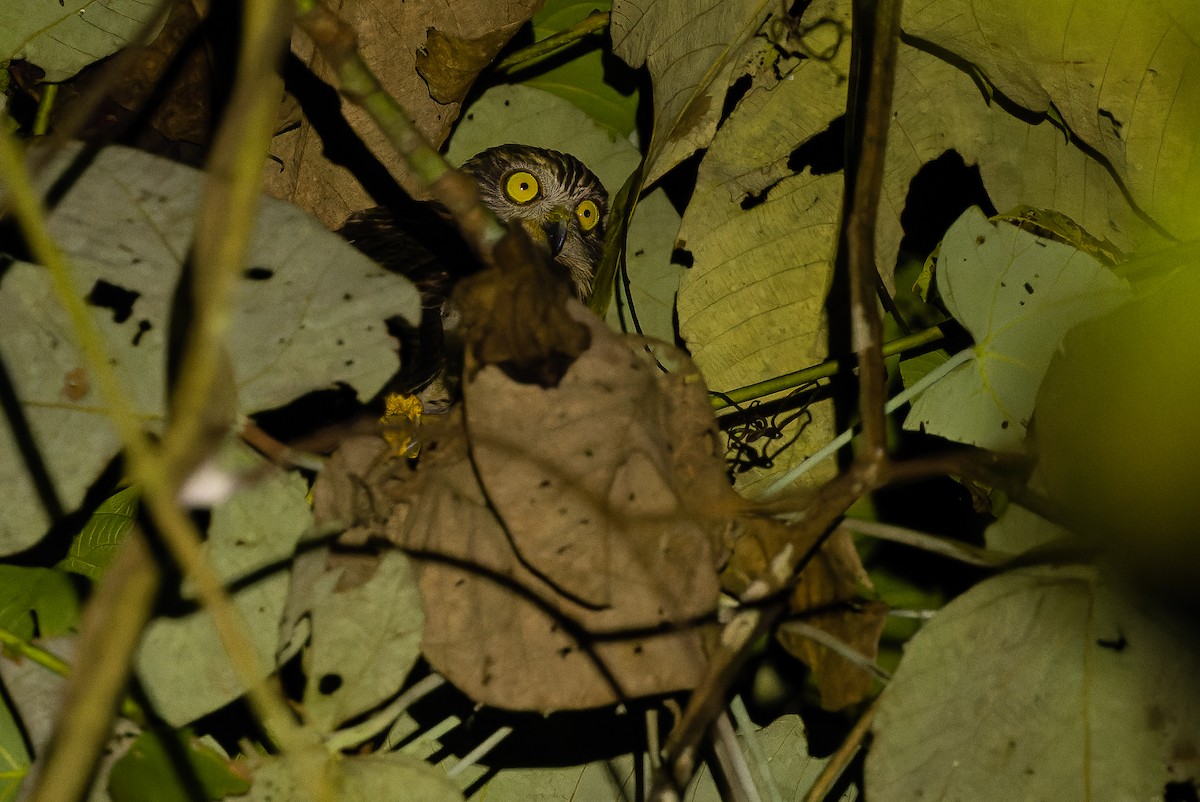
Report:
283,549,424,735
0,0,163,83
867,564,1200,800
610,0,774,183
134,442,313,727
446,83,639,195
675,47,847,497
878,41,1164,290
0,144,417,556
904,0,1200,239
903,207,1130,451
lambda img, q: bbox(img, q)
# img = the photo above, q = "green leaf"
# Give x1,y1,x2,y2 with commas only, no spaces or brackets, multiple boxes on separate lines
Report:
523,0,639,136
280,549,424,735
108,728,250,802
903,207,1129,450
867,565,1200,800
446,83,640,196
0,691,30,802
903,0,1200,240
0,566,79,641
234,753,464,802
58,486,139,580
674,36,848,497
0,0,163,83
610,0,773,183
0,143,419,556
133,441,313,727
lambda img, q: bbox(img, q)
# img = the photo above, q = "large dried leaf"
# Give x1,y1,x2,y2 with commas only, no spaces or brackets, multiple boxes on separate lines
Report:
675,32,846,497
272,0,540,225
465,304,729,614
0,144,418,555
384,303,732,710
610,0,773,184
867,564,1200,800
903,0,1200,240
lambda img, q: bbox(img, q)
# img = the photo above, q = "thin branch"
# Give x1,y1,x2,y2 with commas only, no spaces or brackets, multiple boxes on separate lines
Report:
294,1,507,261
654,466,876,796
841,0,904,466
841,517,1012,568
494,11,609,73
28,530,159,802
710,324,947,411
802,695,881,802
326,673,446,753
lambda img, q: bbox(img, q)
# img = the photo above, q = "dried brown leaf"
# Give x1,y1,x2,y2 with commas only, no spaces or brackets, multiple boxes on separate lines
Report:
272,0,540,226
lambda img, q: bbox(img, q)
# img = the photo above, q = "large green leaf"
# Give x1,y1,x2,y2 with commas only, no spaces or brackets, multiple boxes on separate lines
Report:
904,0,1200,240
231,753,464,802
108,728,250,802
523,0,639,137
0,566,79,641
0,0,163,83
867,564,1200,800
133,441,313,727
0,143,420,556
0,690,29,802
610,0,772,183
903,207,1129,451
674,18,847,496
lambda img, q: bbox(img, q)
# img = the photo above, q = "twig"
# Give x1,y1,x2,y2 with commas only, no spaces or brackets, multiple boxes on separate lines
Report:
710,324,946,411
294,0,508,261
494,11,609,73
840,0,904,466
28,530,159,802
445,726,514,780
760,348,973,498
652,465,877,797
731,696,783,802
840,518,1012,568
776,620,891,683
2,3,331,798
712,711,762,802
802,695,881,802
326,673,446,753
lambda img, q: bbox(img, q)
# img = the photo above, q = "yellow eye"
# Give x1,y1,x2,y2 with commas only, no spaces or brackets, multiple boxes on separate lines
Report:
576,199,600,231
504,171,540,203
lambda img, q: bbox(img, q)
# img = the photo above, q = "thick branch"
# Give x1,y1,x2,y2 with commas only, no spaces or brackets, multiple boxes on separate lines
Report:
841,0,903,466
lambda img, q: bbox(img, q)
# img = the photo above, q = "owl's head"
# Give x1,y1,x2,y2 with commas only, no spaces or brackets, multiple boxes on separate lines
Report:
461,144,608,299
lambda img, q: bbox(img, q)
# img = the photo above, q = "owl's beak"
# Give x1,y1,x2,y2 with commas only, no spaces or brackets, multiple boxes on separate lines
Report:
541,215,569,256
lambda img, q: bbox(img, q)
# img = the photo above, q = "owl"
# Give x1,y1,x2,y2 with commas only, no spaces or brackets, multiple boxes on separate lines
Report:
341,144,608,300
339,144,608,396
459,144,608,298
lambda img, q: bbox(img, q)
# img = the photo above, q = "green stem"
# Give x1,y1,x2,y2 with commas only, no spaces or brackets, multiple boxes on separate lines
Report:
761,346,974,498
494,11,609,73
710,323,947,410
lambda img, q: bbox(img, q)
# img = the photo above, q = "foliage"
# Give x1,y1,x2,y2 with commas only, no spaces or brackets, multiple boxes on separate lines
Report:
0,0,1198,800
